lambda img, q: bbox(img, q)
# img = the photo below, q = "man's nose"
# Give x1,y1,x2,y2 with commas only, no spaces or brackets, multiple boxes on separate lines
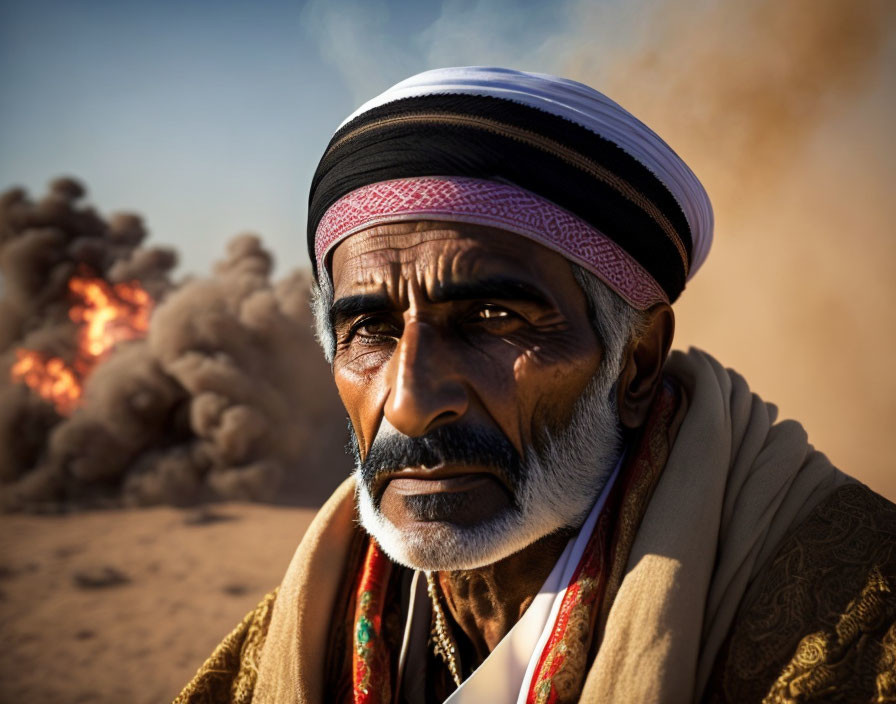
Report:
383,320,469,437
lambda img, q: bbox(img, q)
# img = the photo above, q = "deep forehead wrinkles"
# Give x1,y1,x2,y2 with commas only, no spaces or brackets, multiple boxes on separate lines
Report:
331,223,562,308
338,238,456,309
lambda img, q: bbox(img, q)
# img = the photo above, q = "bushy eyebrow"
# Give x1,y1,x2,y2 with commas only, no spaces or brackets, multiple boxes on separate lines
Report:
430,278,552,306
330,294,391,328
329,277,552,328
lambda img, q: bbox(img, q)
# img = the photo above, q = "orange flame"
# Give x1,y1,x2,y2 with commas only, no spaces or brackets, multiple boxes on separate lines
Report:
10,277,154,415
10,351,82,415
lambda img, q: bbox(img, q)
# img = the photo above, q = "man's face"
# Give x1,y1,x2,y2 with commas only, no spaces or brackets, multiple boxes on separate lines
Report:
330,221,618,569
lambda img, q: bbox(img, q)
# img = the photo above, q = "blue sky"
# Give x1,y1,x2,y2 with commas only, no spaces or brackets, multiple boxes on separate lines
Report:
0,0,574,275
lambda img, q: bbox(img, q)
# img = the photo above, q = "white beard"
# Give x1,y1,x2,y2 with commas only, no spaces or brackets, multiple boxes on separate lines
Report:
354,369,624,571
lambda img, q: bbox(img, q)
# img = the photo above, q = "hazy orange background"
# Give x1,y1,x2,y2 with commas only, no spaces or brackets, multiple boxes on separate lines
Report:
556,0,896,499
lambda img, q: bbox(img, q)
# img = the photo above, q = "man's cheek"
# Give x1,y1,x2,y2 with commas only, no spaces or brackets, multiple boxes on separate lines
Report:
335,358,389,408
334,389,374,461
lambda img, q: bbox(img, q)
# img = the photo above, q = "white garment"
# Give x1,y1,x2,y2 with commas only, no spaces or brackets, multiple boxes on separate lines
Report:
398,456,623,704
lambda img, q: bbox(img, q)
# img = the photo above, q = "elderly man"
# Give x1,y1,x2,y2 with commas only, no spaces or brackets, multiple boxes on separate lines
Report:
176,68,896,703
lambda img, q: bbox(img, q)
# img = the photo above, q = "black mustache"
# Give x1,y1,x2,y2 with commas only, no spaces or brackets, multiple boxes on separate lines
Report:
356,423,522,488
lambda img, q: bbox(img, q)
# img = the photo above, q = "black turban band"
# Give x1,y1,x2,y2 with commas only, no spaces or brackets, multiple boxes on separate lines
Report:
308,94,694,304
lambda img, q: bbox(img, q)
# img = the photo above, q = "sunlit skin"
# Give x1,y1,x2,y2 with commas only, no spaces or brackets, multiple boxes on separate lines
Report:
330,220,674,669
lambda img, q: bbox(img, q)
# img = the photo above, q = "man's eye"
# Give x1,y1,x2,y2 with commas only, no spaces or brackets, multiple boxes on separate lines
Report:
476,305,510,320
468,305,521,327
353,317,399,341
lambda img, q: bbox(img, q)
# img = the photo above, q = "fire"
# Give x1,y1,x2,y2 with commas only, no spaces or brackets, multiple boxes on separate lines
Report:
10,351,81,415
10,276,154,414
68,277,152,360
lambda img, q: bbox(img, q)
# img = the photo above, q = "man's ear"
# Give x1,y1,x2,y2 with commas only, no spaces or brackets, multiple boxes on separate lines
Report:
616,304,675,429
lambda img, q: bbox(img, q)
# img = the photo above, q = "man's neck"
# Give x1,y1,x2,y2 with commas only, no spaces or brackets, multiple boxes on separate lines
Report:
435,529,575,666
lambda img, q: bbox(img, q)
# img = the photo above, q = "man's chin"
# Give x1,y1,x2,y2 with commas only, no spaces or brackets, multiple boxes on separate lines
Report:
366,519,524,572
357,484,552,571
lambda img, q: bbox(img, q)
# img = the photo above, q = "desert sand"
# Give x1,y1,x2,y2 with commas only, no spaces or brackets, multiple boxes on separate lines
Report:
0,503,315,704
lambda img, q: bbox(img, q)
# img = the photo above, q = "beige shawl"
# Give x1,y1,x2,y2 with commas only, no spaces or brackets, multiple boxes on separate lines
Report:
254,348,850,703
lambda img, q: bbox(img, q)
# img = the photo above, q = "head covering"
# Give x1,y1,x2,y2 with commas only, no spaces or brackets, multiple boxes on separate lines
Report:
308,66,713,308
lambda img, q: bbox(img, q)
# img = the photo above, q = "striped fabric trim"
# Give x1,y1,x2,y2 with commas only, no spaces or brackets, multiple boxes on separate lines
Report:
315,176,668,310
309,92,697,302
333,67,713,275
328,112,689,275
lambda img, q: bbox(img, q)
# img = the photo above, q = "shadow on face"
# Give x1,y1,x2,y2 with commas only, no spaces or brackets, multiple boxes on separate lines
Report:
329,220,603,535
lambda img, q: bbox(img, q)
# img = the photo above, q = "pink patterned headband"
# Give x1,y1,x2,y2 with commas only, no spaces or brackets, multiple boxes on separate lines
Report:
314,176,668,310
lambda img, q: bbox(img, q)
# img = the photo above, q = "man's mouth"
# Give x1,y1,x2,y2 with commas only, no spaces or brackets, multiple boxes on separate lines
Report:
387,473,495,495
372,465,511,501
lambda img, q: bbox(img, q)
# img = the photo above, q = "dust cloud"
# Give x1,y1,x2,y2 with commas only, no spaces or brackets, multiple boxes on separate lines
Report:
560,0,896,499
0,180,348,511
